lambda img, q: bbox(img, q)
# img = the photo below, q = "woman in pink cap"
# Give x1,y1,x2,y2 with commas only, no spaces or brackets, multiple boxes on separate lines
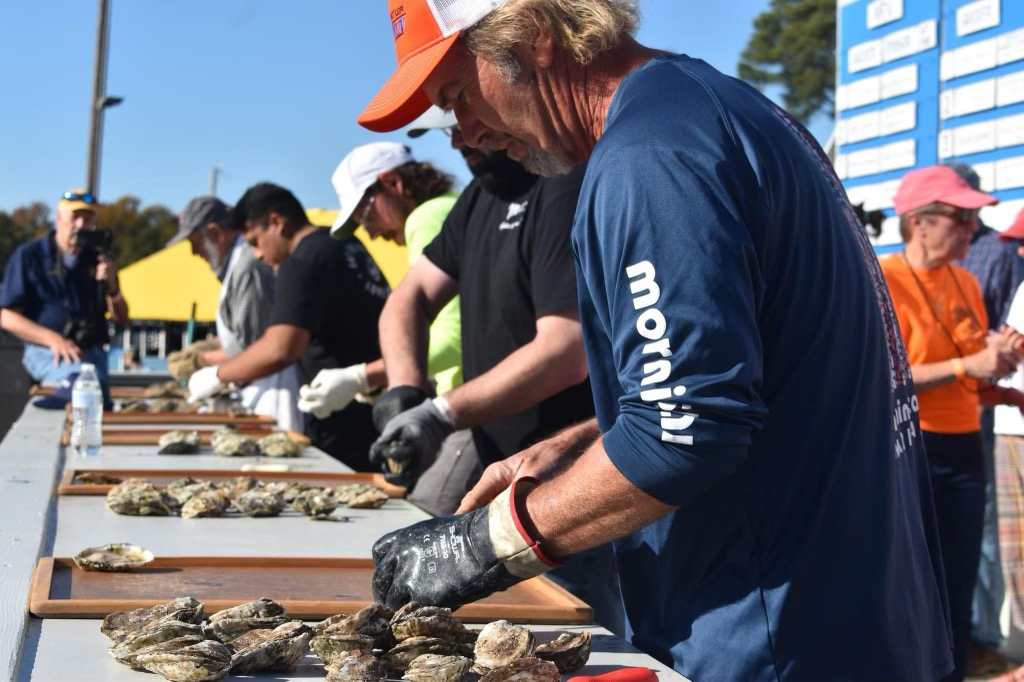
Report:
881,166,1024,681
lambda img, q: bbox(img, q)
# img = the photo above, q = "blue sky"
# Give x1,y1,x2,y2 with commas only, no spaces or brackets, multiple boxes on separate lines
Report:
0,1,831,215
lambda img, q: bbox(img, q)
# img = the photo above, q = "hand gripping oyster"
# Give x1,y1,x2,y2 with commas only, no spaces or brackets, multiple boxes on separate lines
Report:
382,637,466,675
534,631,591,673
347,487,390,509
158,430,202,454
73,543,154,572
232,487,285,517
106,479,179,516
135,638,233,682
229,620,312,674
101,597,205,644
210,428,260,457
180,490,230,519
473,621,535,672
109,621,206,669
478,657,560,682
325,652,386,681
317,602,394,649
258,432,302,457
290,487,339,519
310,633,376,670
391,606,467,644
403,653,473,682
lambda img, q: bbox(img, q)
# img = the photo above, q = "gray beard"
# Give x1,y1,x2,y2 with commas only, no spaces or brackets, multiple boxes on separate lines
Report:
515,146,572,177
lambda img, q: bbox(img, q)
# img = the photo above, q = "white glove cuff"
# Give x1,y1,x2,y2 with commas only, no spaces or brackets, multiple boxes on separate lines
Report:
354,363,370,393
432,395,455,428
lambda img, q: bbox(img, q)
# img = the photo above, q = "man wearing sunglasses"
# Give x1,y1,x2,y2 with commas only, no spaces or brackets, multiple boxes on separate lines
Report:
1,189,127,389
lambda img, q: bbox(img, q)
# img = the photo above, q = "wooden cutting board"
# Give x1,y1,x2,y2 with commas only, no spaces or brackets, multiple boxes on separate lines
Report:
103,412,276,425
59,427,310,447
28,556,592,623
59,468,406,498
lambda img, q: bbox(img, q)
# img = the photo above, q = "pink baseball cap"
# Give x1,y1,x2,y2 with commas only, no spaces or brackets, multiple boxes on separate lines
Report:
999,208,1024,242
892,165,998,215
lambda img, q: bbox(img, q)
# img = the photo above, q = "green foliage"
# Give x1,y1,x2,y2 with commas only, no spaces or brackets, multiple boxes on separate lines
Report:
0,196,179,277
738,0,836,125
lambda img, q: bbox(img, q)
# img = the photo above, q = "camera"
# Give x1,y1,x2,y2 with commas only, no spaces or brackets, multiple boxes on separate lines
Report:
62,317,110,348
72,228,113,253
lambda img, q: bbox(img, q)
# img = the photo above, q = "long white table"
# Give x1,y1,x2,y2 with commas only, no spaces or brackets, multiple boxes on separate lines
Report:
66,442,347,472
0,402,690,682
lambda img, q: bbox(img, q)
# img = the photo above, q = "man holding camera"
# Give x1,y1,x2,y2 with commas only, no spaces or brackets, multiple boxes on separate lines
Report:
0,189,127,388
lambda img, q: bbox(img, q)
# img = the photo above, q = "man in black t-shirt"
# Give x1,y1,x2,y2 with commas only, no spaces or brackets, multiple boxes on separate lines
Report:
188,183,389,470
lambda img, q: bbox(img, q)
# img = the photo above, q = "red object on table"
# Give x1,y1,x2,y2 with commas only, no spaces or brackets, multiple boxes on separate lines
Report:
568,668,659,682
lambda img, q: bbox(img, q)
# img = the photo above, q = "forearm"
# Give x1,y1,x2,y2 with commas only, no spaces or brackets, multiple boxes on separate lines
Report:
522,435,676,556
217,325,305,383
107,292,128,326
201,348,231,366
379,287,433,389
0,308,61,346
911,360,960,393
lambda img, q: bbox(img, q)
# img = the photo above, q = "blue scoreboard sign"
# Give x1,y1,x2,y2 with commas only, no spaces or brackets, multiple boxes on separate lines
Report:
836,0,1024,244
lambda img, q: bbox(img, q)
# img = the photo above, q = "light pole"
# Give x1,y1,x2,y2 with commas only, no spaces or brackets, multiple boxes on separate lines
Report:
209,166,224,196
85,0,123,198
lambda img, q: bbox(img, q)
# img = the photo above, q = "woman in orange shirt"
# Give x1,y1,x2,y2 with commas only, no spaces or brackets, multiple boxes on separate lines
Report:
881,166,1020,682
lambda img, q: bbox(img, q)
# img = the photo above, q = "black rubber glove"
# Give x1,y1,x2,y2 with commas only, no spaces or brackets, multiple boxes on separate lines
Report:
368,398,453,487
372,477,560,609
371,385,429,432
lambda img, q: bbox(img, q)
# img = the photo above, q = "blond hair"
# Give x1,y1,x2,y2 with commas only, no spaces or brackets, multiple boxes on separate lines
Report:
463,0,640,81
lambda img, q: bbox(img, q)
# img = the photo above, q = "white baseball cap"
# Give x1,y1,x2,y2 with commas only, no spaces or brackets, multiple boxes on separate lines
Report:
407,106,458,138
330,141,415,237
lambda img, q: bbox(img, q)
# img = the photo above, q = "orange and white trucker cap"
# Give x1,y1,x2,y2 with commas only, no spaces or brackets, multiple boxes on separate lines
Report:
358,0,511,133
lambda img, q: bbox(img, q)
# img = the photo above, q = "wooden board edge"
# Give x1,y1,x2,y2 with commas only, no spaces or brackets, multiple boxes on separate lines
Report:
28,557,56,617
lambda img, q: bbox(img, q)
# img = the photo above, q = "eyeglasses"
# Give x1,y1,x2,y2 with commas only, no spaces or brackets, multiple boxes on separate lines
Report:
62,191,96,204
357,188,378,226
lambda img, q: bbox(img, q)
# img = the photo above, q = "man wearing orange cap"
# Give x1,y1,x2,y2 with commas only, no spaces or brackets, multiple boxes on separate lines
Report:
360,1,953,679
0,189,127,390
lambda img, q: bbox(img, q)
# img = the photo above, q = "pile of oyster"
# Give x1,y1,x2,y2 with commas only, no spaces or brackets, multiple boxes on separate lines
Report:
102,597,311,682
154,429,303,457
158,431,202,455
101,598,590,681
104,476,389,520
114,380,253,415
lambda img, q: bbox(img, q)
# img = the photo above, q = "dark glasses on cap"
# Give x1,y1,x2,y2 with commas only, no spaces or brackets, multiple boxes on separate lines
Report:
62,192,96,204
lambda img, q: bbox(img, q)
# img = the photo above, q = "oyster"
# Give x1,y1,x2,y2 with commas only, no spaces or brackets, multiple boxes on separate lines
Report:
318,603,394,648
229,620,312,673
534,631,591,673
403,653,473,682
392,606,467,644
334,483,385,504
136,638,233,681
478,657,560,682
348,488,389,509
165,478,218,505
210,428,260,457
72,471,123,484
101,597,204,644
258,432,302,457
310,633,375,670
291,488,338,519
473,621,535,672
232,488,285,517
158,430,202,455
73,543,154,572
219,475,258,497
204,598,288,642
150,397,199,414
180,490,230,518
383,637,464,674
144,380,189,399
326,652,386,681
109,620,205,668
208,597,285,622
106,479,179,516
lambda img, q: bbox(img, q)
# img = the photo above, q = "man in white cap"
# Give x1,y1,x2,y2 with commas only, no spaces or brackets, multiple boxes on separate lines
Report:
167,195,300,430
358,1,952,679
297,142,462,440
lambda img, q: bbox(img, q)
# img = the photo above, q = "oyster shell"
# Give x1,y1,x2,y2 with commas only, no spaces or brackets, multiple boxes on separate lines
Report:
109,620,206,668
348,488,389,509
232,488,285,517
334,483,385,504
204,598,288,642
106,479,179,516
219,475,258,498
534,631,591,673
325,652,386,681
180,490,230,518
291,488,338,519
473,621,535,672
318,603,394,649
210,428,260,457
101,597,204,644
158,430,202,454
73,543,154,572
144,380,189,399
72,471,122,484
258,432,302,457
383,637,465,674
229,620,312,673
403,653,473,682
478,657,560,682
208,597,285,622
135,638,233,681
310,633,375,670
165,478,217,505
392,606,467,644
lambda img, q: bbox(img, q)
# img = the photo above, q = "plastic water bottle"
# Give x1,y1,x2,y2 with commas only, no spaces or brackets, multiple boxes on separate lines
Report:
70,363,103,456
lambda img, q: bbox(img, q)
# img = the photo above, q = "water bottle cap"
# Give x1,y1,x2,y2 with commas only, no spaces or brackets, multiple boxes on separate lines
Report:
80,363,95,371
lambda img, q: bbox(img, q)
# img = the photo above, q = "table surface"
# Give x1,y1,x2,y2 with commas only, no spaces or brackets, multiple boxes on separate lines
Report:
0,402,690,682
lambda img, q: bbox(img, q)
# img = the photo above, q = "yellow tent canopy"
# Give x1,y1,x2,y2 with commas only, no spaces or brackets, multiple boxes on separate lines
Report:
119,210,408,322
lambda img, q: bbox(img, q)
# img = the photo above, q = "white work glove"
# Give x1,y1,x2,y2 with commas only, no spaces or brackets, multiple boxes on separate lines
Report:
187,365,226,404
297,363,370,419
